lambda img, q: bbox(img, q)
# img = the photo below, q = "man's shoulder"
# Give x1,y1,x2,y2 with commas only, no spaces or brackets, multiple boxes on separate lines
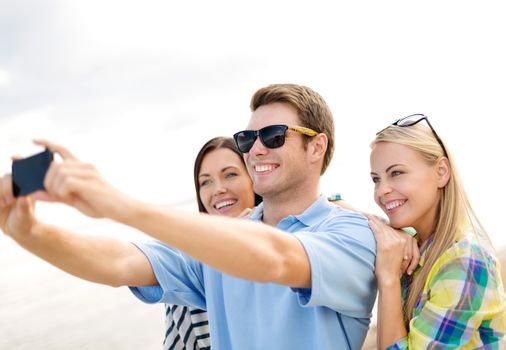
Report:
308,205,375,248
322,205,369,227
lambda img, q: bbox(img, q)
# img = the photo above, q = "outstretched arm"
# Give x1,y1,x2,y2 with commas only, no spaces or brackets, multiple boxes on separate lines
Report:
0,174,156,288
38,140,312,288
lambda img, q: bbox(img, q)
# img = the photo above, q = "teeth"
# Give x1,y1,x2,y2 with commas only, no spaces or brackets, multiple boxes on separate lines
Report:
255,164,275,172
385,200,405,210
215,200,236,210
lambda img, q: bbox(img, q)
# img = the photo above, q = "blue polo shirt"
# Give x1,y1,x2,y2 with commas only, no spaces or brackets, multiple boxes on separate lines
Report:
129,196,377,349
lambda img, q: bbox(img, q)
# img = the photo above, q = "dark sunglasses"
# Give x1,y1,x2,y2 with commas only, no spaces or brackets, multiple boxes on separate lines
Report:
233,124,319,153
377,114,447,156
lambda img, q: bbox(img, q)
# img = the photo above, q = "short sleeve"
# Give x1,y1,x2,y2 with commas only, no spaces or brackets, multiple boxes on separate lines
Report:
293,212,377,318
128,240,207,310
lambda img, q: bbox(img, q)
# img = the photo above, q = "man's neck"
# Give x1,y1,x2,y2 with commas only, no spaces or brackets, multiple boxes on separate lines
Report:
261,186,320,226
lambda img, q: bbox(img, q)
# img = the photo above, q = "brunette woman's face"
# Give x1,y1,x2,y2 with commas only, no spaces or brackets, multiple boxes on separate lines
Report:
198,148,256,217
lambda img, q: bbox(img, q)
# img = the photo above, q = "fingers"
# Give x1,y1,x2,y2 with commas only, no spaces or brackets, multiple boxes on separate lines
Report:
366,215,381,233
0,173,15,207
44,161,98,201
33,139,78,161
16,196,34,218
369,216,418,277
367,215,391,237
407,238,420,275
31,190,57,203
398,234,420,275
403,236,412,261
238,208,253,219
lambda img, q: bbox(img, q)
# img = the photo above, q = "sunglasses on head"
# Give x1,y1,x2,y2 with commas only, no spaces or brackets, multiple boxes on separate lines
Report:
377,114,447,156
233,124,319,154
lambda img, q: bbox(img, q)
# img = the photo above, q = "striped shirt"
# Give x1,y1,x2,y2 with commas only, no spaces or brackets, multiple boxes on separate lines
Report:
163,304,211,350
388,230,506,349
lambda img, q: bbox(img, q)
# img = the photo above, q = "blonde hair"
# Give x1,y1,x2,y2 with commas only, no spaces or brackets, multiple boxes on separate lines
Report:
372,123,491,326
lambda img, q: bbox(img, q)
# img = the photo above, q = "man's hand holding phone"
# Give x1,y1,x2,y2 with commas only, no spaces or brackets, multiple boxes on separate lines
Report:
0,174,36,241
12,148,54,198
0,147,54,239
34,140,134,221
1,140,137,235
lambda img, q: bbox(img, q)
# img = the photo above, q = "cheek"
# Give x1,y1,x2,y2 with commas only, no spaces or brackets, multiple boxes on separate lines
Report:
199,188,212,207
373,187,381,205
237,179,255,204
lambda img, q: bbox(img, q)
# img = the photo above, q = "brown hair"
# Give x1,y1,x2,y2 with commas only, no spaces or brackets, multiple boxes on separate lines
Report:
194,136,262,213
250,84,335,174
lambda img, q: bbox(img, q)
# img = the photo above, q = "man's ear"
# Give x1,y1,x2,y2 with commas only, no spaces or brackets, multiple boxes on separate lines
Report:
308,133,327,164
436,157,451,188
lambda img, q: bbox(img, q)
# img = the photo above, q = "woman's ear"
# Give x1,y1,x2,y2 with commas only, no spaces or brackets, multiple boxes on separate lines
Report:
436,157,451,188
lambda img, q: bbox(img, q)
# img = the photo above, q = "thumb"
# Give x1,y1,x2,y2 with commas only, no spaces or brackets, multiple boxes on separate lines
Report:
32,190,56,203
16,197,34,218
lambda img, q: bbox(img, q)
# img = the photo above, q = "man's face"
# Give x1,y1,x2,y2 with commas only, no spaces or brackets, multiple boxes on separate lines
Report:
242,102,313,199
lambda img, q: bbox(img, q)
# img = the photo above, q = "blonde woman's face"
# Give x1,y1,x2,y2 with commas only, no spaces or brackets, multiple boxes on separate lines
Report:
198,148,256,217
370,142,441,236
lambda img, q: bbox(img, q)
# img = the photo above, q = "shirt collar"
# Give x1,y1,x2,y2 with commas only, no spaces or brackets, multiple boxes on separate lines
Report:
249,195,332,227
417,234,435,268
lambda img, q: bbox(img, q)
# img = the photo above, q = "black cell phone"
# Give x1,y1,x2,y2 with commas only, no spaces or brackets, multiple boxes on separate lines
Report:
12,149,54,197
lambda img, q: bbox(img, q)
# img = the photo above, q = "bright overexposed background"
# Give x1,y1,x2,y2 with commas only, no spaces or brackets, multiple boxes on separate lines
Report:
1,1,505,349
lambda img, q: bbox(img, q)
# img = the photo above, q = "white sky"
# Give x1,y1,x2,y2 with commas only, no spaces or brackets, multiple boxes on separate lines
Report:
1,0,505,248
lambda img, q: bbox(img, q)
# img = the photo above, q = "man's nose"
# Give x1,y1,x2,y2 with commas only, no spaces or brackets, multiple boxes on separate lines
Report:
247,136,267,156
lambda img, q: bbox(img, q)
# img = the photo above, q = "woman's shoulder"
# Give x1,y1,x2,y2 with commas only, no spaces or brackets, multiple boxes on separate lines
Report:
431,227,502,283
449,228,496,261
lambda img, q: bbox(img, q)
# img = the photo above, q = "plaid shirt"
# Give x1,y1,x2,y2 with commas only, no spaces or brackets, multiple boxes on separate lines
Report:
388,230,506,349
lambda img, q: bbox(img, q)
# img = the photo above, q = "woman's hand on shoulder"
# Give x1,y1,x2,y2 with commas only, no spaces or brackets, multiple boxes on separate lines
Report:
367,215,420,284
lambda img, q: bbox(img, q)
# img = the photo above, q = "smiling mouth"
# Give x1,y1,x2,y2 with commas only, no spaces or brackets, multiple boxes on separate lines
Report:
385,199,407,211
214,199,237,210
254,164,279,173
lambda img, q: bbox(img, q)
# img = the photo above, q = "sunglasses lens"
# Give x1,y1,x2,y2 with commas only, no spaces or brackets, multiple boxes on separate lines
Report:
234,131,257,153
396,114,425,127
260,125,287,149
234,125,289,153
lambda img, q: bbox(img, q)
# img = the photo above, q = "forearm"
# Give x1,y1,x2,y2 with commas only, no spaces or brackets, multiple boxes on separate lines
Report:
11,222,154,287
120,201,311,287
377,278,408,349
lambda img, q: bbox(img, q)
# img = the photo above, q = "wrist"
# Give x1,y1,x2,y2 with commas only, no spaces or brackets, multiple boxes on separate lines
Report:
117,195,149,226
11,219,44,245
377,274,401,289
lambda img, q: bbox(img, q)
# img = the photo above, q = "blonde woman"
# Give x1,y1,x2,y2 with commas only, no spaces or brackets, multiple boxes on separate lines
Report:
368,114,505,349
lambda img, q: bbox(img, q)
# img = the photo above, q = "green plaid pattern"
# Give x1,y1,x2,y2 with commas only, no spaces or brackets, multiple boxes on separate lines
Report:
388,231,506,349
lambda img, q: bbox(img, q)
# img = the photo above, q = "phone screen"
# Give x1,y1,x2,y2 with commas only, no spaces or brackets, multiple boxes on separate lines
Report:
12,149,54,197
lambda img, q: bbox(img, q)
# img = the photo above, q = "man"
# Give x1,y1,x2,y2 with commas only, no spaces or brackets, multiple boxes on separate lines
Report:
1,84,378,349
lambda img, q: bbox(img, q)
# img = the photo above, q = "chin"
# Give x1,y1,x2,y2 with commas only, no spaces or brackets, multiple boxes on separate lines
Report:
253,185,270,197
223,210,240,218
389,218,409,230
388,217,406,229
